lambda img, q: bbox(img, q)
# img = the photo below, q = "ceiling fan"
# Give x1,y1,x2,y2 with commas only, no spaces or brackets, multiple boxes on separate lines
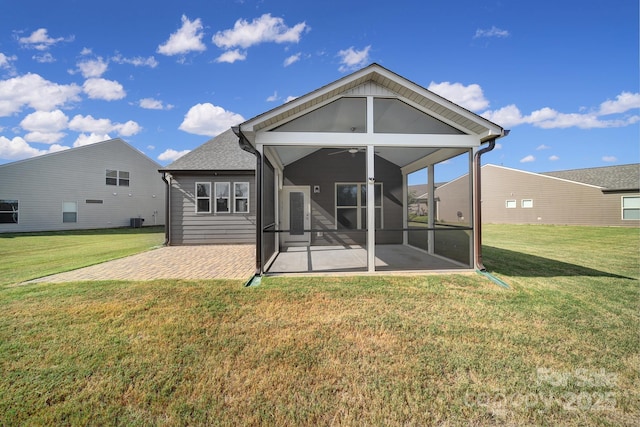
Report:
328,147,378,156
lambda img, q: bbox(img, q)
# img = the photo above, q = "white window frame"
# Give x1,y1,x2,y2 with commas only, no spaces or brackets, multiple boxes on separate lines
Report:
119,170,130,187
195,182,211,213
335,182,383,230
106,169,118,186
521,199,533,208
215,182,231,213
621,195,640,220
62,201,78,223
505,200,516,209
0,199,19,224
234,182,250,213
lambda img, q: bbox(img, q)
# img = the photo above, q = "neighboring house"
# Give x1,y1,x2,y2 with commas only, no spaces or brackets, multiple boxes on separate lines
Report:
0,138,165,233
435,164,640,227
159,129,256,245
232,63,508,275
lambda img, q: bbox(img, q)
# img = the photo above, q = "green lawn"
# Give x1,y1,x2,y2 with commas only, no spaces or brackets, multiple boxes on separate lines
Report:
0,227,165,286
0,225,638,425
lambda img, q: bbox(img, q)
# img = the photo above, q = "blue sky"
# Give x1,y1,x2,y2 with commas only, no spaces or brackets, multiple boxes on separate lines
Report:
0,0,638,179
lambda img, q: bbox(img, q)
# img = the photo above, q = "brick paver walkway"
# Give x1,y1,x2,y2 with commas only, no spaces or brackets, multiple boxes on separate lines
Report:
28,245,256,283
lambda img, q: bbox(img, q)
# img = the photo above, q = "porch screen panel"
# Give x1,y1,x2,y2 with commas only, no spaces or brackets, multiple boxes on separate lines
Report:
262,158,276,265
373,98,465,134
290,192,304,235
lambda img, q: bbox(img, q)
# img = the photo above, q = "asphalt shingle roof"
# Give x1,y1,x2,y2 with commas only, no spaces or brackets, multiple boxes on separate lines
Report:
541,164,639,191
160,129,255,171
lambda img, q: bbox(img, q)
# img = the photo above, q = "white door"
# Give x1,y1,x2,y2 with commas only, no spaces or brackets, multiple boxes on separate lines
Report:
280,186,310,247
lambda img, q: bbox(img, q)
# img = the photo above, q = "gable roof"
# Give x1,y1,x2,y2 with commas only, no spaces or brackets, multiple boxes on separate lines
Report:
0,138,160,170
541,164,639,191
160,129,255,172
239,63,505,141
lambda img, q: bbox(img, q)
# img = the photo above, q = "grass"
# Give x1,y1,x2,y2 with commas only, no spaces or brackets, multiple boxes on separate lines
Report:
0,226,165,286
0,225,638,425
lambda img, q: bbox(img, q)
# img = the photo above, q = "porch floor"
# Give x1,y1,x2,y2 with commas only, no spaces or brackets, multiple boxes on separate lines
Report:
266,244,469,274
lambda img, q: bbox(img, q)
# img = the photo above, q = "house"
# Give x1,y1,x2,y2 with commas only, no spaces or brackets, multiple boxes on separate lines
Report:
435,164,640,227
232,63,507,275
0,138,165,233
159,129,256,245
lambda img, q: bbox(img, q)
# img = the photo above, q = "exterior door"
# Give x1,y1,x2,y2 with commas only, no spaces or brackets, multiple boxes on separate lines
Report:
280,186,310,246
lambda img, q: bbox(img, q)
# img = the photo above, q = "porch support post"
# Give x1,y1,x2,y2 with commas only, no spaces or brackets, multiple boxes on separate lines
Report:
367,144,376,273
468,150,474,267
427,165,435,254
402,172,408,245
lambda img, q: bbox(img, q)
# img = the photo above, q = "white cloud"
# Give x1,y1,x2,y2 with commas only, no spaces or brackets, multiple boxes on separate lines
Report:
549,155,559,161
0,73,82,116
284,53,301,67
82,78,126,100
473,26,510,39
285,95,298,103
602,156,617,162
77,57,108,78
24,131,66,144
111,54,159,68
18,28,70,50
337,45,371,72
0,52,17,69
20,109,68,143
213,14,308,49
139,98,173,110
32,52,55,63
73,133,112,147
494,143,502,150
157,15,206,56
536,144,550,150
520,155,535,163
599,92,640,115
147,145,155,150
266,91,279,102
179,103,245,136
428,81,489,111
215,49,247,63
68,114,141,136
0,136,69,161
158,148,191,162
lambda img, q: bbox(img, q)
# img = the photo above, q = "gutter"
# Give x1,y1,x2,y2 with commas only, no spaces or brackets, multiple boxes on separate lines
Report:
473,130,509,272
232,126,262,279
161,172,171,245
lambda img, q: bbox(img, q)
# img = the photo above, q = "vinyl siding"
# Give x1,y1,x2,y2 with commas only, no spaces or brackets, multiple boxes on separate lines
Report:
168,173,256,245
0,140,165,233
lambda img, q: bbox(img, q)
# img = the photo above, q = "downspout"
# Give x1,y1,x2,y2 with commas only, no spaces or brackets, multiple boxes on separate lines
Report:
161,172,171,246
233,126,262,280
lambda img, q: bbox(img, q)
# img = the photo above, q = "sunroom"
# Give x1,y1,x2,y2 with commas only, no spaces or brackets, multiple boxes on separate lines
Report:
234,64,506,275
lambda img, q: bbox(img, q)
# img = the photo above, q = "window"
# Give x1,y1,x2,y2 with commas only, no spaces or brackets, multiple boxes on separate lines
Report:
63,201,77,223
505,200,516,209
215,182,230,213
106,169,130,186
336,183,382,229
234,182,249,213
106,169,118,185
622,196,640,220
119,171,130,187
195,182,211,213
522,199,533,208
0,200,18,224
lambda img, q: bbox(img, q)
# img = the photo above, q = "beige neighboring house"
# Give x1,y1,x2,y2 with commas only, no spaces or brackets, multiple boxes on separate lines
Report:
0,139,165,233
435,163,640,227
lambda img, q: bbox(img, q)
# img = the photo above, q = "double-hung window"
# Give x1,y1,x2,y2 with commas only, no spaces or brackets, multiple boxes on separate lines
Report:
63,201,78,223
234,182,249,213
106,170,130,186
622,196,640,220
196,182,211,213
0,200,18,224
215,182,230,213
336,183,382,229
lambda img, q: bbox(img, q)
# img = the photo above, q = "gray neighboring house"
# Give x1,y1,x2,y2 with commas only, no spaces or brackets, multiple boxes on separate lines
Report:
435,163,640,227
0,138,165,233
159,129,256,245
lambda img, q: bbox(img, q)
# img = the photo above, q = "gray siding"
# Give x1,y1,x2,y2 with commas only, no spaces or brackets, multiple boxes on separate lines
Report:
168,173,256,245
283,149,404,245
0,139,165,233
436,165,640,227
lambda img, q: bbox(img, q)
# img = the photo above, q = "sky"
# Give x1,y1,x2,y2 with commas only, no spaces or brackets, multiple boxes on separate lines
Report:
0,0,638,182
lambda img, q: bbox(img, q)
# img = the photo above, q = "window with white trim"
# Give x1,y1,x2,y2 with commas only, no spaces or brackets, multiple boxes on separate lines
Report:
106,169,130,186
522,199,533,208
63,201,78,223
335,183,382,229
505,200,516,209
215,182,230,213
0,200,18,224
234,182,249,213
195,182,211,213
622,196,640,220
